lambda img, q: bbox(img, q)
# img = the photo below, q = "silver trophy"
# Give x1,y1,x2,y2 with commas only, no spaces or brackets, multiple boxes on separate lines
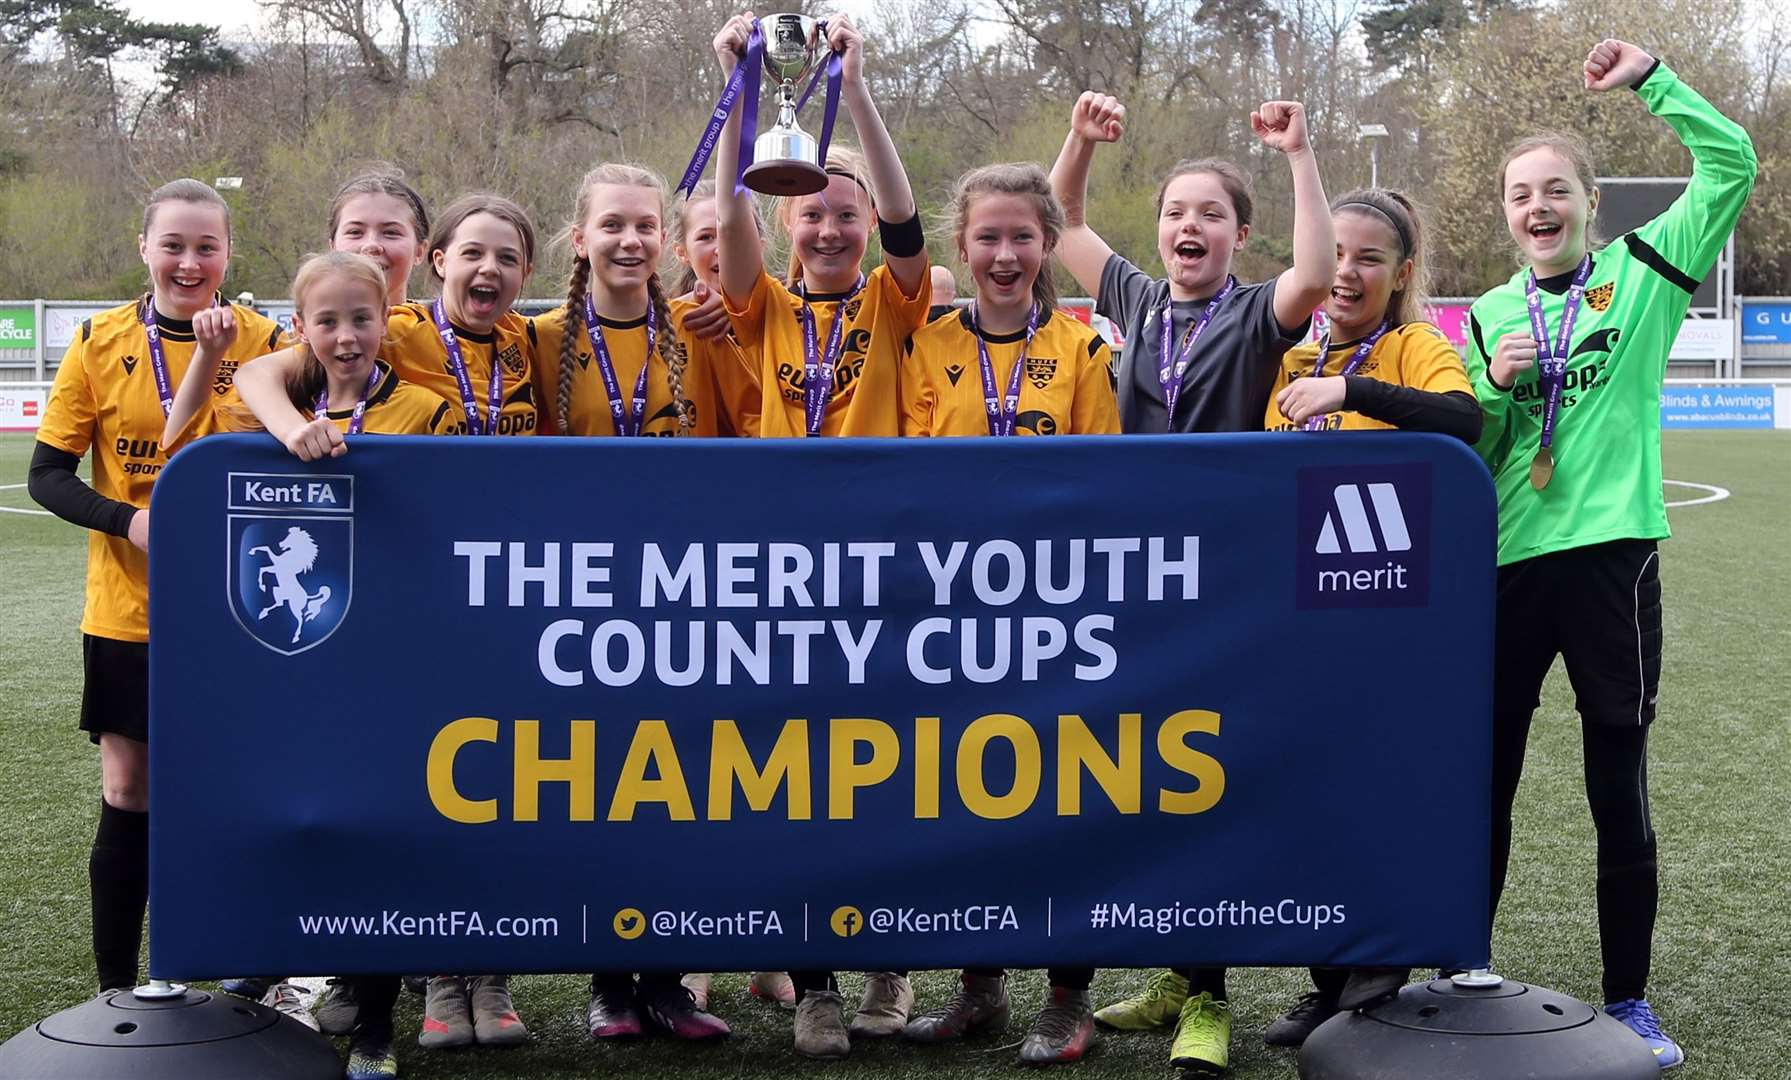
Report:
744,14,829,196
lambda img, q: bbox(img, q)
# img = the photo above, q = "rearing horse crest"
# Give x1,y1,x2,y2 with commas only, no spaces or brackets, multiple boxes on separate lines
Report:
249,526,332,644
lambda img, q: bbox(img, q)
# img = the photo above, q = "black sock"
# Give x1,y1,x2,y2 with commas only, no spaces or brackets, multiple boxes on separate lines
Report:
1046,967,1094,992
351,977,401,1041
789,970,837,1000
637,972,683,994
1309,967,1349,1003
1171,966,1228,1002
90,800,149,992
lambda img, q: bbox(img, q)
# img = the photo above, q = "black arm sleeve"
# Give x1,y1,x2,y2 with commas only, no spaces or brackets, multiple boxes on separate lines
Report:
1341,380,1484,444
878,213,927,259
28,442,136,537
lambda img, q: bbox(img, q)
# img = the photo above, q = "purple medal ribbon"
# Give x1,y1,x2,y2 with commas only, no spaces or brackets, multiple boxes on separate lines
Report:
1157,275,1236,430
1524,255,1592,451
972,303,1040,437
431,298,504,436
676,21,763,198
314,364,383,436
792,36,844,171
798,274,863,437
142,298,175,419
580,295,656,437
1302,320,1389,431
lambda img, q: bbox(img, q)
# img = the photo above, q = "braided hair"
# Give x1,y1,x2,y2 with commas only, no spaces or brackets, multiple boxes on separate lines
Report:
557,253,590,435
555,162,692,436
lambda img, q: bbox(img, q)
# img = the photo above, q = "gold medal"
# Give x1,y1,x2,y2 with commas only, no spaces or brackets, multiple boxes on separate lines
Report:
1529,446,1555,490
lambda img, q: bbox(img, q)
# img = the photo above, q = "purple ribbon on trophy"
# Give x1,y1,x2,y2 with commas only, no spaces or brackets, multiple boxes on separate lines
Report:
676,14,842,199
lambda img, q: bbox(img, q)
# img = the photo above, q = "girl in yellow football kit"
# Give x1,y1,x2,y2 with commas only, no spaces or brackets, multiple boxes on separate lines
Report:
711,13,931,443
663,178,766,437
162,250,454,1079
1255,189,1478,1056
897,162,1116,1064
29,179,282,994
1266,189,1479,441
528,163,750,439
227,192,542,1056
706,9,930,1056
524,162,741,1043
901,163,1118,439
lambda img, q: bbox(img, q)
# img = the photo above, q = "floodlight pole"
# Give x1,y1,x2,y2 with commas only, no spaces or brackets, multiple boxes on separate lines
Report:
1358,124,1390,188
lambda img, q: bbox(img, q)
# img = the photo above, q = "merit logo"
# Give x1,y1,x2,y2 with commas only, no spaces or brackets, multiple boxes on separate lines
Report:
1296,464,1431,609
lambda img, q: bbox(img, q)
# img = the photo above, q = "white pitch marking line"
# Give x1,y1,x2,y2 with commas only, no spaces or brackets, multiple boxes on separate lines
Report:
0,479,83,515
1663,479,1731,508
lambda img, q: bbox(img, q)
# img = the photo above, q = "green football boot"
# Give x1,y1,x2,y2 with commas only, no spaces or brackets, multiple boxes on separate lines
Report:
1093,969,1188,1031
1169,992,1231,1075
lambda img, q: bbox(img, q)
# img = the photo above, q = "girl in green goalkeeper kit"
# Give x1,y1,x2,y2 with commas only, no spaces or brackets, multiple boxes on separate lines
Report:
1464,38,1754,1071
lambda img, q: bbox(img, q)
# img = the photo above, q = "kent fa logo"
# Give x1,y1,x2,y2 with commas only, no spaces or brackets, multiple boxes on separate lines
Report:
1296,463,1431,610
226,472,353,655
247,527,332,642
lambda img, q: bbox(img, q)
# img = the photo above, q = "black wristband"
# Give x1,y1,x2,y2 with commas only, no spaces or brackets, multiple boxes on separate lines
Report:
1629,57,1661,92
878,213,926,259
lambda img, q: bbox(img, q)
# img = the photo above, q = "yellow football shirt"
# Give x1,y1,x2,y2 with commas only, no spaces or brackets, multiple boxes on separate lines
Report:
384,302,539,437
725,264,928,437
1265,321,1472,432
184,360,460,442
37,299,283,642
902,307,1119,436
669,293,761,437
529,302,734,437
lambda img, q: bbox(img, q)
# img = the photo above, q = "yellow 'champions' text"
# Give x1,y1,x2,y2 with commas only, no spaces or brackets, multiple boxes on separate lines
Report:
425,710,1224,824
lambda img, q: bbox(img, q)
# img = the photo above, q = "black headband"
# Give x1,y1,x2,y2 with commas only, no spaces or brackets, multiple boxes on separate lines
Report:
1336,200,1413,258
823,166,871,194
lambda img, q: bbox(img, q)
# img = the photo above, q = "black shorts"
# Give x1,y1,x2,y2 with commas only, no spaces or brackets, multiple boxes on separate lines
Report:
79,634,149,744
1493,539,1662,727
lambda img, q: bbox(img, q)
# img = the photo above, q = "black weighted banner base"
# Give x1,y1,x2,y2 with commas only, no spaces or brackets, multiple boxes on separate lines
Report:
1299,978,1661,1079
0,986,339,1079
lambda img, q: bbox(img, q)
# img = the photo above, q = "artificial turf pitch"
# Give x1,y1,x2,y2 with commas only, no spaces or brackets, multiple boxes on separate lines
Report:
0,430,1784,1079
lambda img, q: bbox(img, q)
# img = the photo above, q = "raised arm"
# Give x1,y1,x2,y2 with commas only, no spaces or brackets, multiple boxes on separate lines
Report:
1251,101,1333,333
828,14,926,296
1049,92,1124,296
1588,41,1757,285
161,305,235,451
713,11,767,307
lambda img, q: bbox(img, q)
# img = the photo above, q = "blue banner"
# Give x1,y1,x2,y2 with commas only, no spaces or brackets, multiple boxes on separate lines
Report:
1742,301,1791,345
1660,384,1775,428
148,434,1494,978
